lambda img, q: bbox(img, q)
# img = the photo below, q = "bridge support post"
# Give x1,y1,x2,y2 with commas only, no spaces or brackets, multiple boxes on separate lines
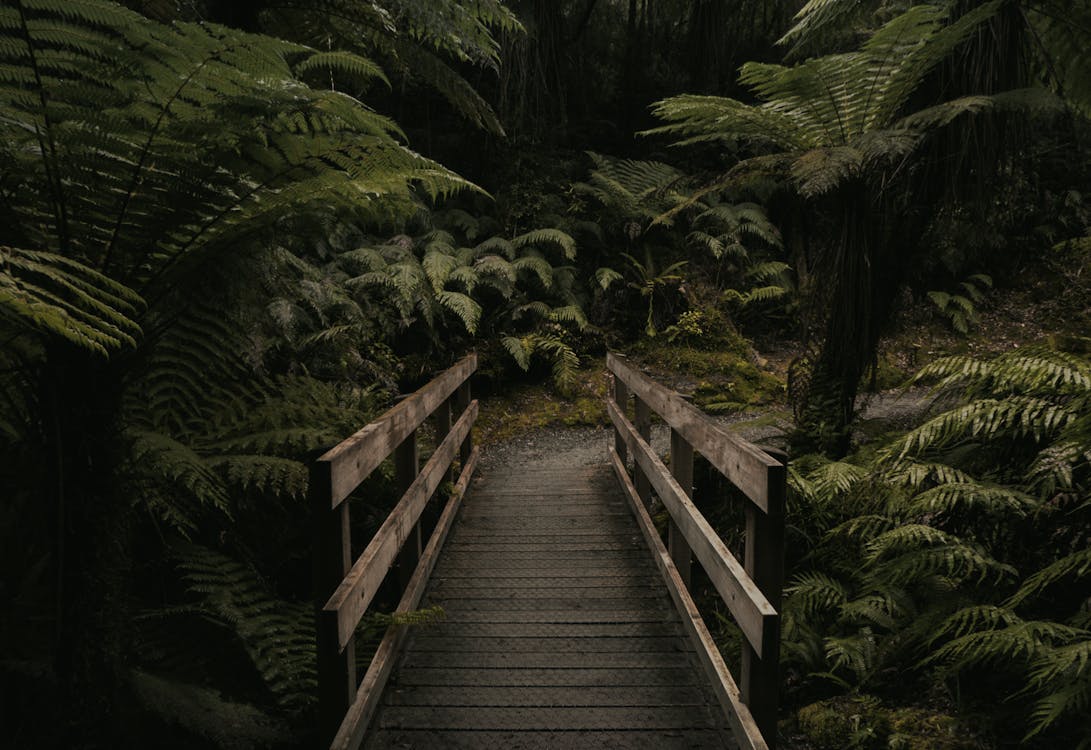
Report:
612,375,629,464
311,460,356,746
454,380,473,466
668,428,694,588
633,396,652,507
395,431,421,592
435,397,453,484
741,447,787,749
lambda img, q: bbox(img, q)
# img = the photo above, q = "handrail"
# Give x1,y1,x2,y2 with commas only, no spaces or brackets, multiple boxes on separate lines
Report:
606,352,786,750
310,353,478,749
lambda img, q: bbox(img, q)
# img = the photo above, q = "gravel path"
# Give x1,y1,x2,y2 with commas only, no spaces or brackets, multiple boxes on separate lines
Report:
479,387,936,469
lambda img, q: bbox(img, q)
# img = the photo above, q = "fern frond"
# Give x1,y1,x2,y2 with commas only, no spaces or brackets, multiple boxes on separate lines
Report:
174,545,316,711
787,571,851,618
906,482,1035,519
865,524,1016,585
435,290,481,334
1009,549,1091,608
513,228,577,261
501,336,531,371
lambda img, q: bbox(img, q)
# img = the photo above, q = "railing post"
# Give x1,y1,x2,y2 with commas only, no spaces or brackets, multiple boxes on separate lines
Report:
668,428,694,588
612,373,629,464
311,460,355,745
633,395,652,507
395,430,421,592
454,379,472,467
435,396,454,484
741,447,787,749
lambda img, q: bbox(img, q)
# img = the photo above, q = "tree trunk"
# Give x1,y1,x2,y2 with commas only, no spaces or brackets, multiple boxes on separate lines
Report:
794,186,902,457
44,346,134,746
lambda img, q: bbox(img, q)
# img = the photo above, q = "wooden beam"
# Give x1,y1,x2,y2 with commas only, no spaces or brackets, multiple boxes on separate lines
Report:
634,395,652,507
394,432,421,592
607,352,782,512
323,401,478,650
612,374,629,464
607,399,775,656
318,354,476,508
741,447,787,748
610,448,768,750
669,428,694,588
330,446,480,750
310,460,356,744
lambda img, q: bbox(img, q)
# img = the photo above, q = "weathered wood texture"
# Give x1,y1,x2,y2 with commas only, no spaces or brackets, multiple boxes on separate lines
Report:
364,457,737,750
607,353,786,749
313,355,478,748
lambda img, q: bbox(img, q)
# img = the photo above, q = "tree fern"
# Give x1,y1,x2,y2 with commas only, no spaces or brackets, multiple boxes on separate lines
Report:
174,544,317,712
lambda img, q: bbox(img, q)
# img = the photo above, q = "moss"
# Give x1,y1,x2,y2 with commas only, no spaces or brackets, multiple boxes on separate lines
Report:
798,695,890,749
797,696,980,750
475,360,610,444
886,706,979,750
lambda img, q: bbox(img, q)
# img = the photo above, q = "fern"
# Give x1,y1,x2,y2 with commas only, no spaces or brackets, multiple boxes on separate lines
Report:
174,544,317,712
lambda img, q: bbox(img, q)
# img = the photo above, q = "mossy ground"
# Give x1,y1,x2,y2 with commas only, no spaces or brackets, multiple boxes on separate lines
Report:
788,694,984,750
474,358,611,446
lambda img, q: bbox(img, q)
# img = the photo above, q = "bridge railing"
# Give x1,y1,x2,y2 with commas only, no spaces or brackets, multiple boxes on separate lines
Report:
310,353,479,750
606,352,786,750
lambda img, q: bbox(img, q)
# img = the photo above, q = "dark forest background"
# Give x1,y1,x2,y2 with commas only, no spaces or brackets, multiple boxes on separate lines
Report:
1,1,1089,748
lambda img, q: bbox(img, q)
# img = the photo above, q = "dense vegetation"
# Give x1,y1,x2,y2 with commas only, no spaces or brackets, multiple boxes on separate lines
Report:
0,0,1088,748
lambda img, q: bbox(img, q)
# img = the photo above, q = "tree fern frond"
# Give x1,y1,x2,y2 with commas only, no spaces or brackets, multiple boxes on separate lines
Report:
906,482,1035,519
173,545,316,711
0,246,143,355
865,524,1016,584
513,255,553,289
294,49,389,89
501,335,530,371
435,290,481,334
205,455,308,499
513,228,577,261
1009,549,1091,608
787,571,852,618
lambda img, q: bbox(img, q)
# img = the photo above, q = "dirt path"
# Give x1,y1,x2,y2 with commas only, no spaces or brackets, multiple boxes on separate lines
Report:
479,387,935,470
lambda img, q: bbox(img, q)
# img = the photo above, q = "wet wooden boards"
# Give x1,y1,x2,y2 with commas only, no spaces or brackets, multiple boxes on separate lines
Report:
363,459,737,749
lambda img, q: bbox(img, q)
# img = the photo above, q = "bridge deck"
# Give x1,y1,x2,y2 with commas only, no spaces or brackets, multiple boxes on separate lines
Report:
364,447,736,749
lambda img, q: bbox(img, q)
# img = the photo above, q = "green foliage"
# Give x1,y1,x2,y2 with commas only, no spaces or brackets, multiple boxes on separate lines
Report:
174,545,317,712
783,347,1091,745
268,209,591,392
926,274,992,334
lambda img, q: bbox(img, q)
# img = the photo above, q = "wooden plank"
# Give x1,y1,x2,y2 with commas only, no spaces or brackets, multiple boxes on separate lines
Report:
611,448,767,750
329,445,480,750
395,431,420,592
403,651,695,670
319,354,476,507
431,589,664,602
432,575,661,588
423,610,678,624
634,395,652,506
400,622,686,638
324,401,478,651
364,729,729,750
377,705,716,731
670,428,695,588
383,684,708,706
607,400,775,656
395,667,703,688
741,447,787,749
613,373,629,464
311,461,356,744
433,597,672,614
608,352,781,512
408,637,690,654
454,379,473,466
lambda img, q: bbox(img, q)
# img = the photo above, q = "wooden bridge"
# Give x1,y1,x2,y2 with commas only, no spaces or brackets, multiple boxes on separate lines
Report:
310,353,787,750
